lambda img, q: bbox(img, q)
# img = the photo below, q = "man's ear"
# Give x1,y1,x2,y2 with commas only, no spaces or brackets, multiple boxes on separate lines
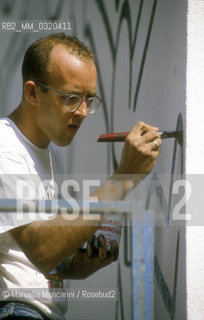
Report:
24,81,38,105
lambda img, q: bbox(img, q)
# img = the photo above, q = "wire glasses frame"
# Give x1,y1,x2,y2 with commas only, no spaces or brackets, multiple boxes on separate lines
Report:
35,81,102,114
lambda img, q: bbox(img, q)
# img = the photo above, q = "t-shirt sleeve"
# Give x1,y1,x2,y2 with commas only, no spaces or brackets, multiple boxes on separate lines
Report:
0,152,55,233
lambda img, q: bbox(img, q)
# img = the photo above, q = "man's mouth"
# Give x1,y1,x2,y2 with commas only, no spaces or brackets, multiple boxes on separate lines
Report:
68,124,80,131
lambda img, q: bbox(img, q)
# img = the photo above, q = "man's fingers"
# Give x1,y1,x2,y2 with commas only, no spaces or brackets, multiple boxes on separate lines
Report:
87,235,95,258
128,121,159,137
151,138,162,152
127,126,162,151
134,129,160,144
131,130,162,153
86,235,119,263
98,234,107,260
110,240,119,261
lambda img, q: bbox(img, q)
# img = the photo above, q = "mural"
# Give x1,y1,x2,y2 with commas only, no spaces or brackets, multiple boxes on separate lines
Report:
83,0,158,171
146,113,184,319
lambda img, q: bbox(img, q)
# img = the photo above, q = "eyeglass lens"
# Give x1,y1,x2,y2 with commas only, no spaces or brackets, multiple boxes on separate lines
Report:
65,96,100,114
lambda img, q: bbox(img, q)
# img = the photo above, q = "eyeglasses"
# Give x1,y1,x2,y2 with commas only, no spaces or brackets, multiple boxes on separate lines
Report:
35,81,102,115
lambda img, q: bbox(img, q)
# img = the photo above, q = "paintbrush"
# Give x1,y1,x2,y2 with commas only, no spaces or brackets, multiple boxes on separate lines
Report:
97,130,183,145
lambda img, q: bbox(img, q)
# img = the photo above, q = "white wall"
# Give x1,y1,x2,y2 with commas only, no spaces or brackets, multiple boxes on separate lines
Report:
186,1,204,320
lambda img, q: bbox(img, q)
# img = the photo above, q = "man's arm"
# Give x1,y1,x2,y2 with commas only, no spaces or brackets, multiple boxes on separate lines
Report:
10,122,162,275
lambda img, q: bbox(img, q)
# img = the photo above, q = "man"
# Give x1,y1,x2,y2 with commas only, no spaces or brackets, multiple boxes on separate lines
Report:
0,34,162,319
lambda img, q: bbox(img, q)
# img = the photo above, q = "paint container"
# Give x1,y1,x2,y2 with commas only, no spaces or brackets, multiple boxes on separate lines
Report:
83,214,123,251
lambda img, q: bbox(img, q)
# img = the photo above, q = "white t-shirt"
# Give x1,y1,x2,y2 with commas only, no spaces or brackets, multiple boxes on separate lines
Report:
0,118,67,319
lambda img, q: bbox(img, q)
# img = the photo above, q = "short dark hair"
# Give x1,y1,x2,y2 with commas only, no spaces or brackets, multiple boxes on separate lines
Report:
21,33,95,85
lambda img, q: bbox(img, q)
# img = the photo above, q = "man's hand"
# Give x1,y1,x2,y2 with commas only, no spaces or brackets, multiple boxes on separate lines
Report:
116,121,162,175
63,235,119,279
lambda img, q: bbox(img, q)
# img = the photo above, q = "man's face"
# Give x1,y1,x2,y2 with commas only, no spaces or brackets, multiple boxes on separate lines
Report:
35,45,97,147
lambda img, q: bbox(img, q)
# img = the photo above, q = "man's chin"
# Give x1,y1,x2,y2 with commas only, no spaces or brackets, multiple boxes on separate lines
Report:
53,135,75,147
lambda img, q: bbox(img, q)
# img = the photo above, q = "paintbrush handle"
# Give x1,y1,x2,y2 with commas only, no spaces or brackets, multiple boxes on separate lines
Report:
97,132,129,142
97,131,180,142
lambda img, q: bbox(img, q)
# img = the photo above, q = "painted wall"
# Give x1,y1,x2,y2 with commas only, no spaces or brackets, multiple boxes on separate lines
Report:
0,0,193,319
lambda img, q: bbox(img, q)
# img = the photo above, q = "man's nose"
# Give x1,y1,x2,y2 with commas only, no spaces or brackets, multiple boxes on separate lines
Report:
74,98,88,118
